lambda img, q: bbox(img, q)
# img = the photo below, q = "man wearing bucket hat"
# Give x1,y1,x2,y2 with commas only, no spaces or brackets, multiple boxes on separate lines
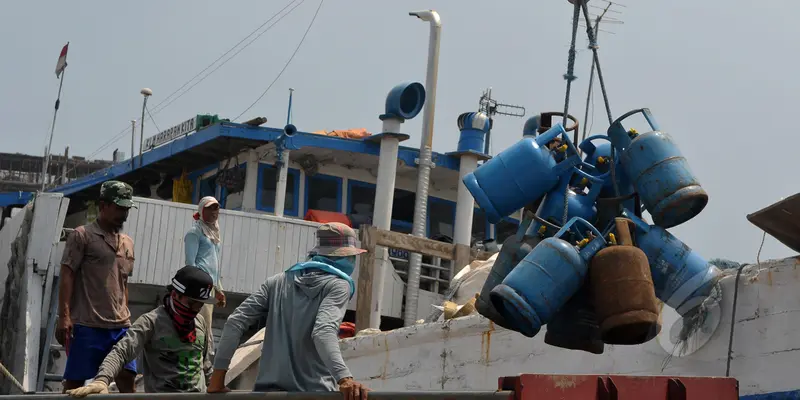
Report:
57,180,139,393
208,222,370,399
66,266,217,397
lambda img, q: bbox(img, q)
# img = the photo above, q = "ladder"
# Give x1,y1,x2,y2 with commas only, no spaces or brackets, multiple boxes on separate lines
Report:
37,274,63,391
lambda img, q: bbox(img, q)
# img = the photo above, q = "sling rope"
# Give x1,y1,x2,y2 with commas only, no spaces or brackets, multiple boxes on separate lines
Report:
0,359,27,393
561,0,582,225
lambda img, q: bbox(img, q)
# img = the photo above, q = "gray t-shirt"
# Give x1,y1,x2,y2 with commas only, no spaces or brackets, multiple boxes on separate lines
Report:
214,269,351,392
95,306,213,393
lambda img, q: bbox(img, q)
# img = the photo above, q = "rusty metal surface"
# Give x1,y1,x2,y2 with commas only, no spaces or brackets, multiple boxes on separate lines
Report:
590,245,660,345
747,193,800,254
0,390,513,400
500,374,738,399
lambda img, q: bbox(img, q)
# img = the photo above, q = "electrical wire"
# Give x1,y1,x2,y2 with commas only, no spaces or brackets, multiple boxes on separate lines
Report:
145,105,161,134
50,1,303,187
233,0,325,121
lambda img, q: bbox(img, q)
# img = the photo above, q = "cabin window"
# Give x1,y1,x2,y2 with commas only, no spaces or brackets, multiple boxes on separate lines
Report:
347,181,376,218
220,163,246,210
429,198,456,239
256,163,300,216
495,218,520,244
392,189,416,224
472,208,488,242
305,173,342,214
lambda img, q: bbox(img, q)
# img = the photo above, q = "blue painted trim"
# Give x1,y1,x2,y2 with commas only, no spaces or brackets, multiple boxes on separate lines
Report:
255,163,300,217
0,191,34,207
46,122,461,199
741,390,800,399
188,163,219,204
304,173,343,216
219,162,247,209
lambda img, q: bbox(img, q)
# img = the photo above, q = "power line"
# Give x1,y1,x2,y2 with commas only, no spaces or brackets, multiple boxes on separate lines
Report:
52,1,304,186
150,0,306,115
233,0,325,121
149,0,301,113
145,105,161,133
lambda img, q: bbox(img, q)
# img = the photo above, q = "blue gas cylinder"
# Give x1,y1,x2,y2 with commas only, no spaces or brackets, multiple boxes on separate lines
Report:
608,109,708,229
476,214,539,330
578,135,635,201
456,112,491,154
625,211,721,315
463,123,582,224
490,217,606,337
531,164,609,237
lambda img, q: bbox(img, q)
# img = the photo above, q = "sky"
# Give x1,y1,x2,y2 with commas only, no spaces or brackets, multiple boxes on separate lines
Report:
0,0,796,263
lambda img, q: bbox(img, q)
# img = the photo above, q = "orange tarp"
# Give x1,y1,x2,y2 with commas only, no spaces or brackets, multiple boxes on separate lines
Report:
311,128,372,139
303,209,352,227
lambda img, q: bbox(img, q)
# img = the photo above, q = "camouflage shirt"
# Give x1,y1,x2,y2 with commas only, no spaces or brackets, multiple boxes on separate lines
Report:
95,306,213,393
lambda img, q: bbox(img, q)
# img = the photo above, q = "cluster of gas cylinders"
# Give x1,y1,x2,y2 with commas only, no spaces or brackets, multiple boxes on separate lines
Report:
461,108,720,353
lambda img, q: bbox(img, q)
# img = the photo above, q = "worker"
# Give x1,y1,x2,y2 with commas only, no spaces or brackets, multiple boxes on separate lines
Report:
56,180,138,393
207,222,370,399
184,196,226,347
65,266,217,397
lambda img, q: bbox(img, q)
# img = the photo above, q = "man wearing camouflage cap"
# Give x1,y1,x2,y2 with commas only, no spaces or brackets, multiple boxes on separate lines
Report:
57,180,138,393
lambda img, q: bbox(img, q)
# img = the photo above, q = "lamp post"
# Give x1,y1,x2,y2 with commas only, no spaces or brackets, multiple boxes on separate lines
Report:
139,88,153,167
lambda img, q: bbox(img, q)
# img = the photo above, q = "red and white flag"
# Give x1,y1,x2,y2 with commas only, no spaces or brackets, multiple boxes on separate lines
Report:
55,42,69,78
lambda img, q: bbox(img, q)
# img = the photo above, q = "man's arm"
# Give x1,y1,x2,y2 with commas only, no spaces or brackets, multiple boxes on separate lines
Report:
312,279,352,383
94,313,155,385
208,279,271,392
56,229,85,346
184,230,200,267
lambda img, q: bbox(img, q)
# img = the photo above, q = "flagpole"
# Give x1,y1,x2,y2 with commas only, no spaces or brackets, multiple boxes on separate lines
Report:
41,65,66,191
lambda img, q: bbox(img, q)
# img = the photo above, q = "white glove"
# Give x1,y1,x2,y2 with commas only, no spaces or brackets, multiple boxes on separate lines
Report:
66,380,109,398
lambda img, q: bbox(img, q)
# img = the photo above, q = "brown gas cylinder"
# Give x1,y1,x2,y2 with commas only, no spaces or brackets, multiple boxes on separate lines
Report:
590,217,661,345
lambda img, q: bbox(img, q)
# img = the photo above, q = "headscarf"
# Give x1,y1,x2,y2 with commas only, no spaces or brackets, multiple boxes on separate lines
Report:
193,196,221,244
163,292,199,343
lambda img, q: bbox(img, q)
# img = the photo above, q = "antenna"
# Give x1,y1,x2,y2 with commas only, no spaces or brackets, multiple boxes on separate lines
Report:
478,88,526,156
578,0,625,36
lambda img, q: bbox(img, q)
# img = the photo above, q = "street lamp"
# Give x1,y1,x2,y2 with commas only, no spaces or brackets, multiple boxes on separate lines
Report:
139,88,153,167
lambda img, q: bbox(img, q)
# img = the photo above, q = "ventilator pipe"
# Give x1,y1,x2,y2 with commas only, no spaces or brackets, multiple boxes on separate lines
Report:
451,112,491,249
404,9,442,326
368,82,425,329
274,124,297,218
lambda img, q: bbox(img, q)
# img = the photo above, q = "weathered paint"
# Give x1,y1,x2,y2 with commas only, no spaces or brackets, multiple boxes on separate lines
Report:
233,258,800,397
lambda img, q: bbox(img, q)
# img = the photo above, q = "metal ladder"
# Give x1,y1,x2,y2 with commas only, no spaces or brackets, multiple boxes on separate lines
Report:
37,274,63,391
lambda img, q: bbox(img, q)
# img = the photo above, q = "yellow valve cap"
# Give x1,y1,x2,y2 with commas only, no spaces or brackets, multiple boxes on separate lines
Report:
580,177,589,185
538,225,547,234
608,233,617,245
597,156,606,164
557,144,568,152
576,238,589,248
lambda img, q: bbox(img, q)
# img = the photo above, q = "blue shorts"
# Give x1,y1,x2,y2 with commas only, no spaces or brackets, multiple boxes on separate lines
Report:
63,324,138,382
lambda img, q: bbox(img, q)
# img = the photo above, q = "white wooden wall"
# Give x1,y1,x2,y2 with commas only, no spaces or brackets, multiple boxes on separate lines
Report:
122,196,434,318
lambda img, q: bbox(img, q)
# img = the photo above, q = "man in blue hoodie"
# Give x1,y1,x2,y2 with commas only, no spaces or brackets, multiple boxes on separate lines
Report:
207,222,369,399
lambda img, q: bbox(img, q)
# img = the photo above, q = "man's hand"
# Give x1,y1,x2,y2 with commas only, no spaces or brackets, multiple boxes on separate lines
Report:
55,315,72,347
207,369,230,393
66,380,108,398
338,377,369,400
215,290,226,308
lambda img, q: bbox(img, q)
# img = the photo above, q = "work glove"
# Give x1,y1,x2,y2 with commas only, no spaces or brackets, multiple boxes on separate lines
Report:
66,380,109,398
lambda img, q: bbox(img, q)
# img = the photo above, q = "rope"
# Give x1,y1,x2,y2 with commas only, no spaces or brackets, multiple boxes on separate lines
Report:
561,0,581,225
579,1,621,199
0,359,27,393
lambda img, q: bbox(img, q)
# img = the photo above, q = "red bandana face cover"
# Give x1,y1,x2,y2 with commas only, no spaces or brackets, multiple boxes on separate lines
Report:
164,292,199,343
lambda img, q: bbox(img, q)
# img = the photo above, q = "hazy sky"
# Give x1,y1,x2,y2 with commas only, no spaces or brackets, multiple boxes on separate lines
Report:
0,0,796,263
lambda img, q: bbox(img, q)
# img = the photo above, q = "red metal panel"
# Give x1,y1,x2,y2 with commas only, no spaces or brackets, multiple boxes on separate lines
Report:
498,374,739,400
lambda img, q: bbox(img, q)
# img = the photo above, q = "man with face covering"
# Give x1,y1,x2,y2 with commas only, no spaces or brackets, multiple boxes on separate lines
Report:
184,196,225,347
65,266,217,396
207,222,370,400
57,180,138,393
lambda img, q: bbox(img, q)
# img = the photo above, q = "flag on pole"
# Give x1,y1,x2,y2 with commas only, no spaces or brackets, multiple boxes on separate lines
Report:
55,42,69,78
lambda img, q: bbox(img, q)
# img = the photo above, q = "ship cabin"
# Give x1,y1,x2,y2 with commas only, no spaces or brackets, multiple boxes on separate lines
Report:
23,82,523,338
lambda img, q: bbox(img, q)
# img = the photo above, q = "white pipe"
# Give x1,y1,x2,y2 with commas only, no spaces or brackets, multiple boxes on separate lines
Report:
369,124,402,329
274,149,290,217
453,155,478,247
404,9,441,326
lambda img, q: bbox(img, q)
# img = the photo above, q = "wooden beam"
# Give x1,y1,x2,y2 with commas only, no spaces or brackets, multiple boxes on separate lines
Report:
372,229,455,261
354,225,377,332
